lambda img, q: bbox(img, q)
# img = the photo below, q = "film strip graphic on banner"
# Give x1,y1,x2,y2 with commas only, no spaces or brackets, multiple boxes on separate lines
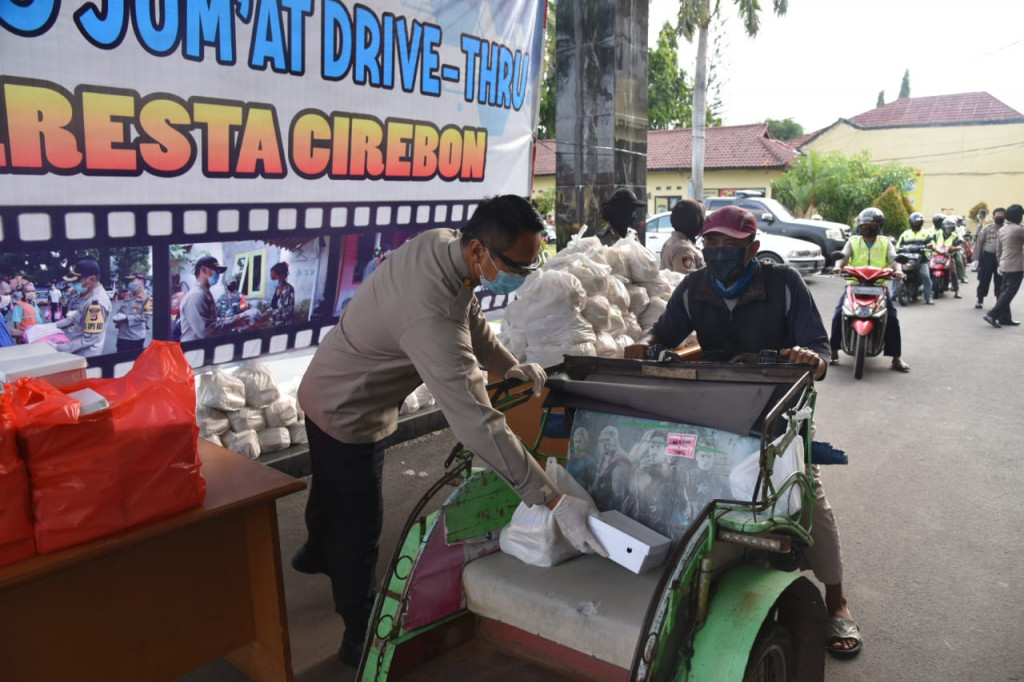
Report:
1,200,480,377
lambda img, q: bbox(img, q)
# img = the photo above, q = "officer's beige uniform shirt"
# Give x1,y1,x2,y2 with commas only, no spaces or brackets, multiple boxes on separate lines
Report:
660,232,705,274
298,229,557,506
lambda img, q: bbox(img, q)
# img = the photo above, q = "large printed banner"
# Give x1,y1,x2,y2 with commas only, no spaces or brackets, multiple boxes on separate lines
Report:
0,0,545,374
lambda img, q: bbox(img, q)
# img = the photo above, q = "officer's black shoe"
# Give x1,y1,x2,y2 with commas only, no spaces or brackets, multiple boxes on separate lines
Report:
975,300,984,309
338,632,365,667
1000,319,1021,326
290,544,326,575
983,315,1002,328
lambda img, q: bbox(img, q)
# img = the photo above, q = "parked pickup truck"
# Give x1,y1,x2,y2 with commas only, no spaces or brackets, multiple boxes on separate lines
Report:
704,196,850,266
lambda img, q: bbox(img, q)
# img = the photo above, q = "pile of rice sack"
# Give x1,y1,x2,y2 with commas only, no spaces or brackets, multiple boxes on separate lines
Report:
195,363,306,459
499,234,683,366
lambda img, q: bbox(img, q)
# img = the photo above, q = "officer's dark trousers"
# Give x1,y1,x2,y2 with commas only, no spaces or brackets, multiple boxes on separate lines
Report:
303,418,385,642
976,251,1003,302
830,288,901,357
988,271,1024,324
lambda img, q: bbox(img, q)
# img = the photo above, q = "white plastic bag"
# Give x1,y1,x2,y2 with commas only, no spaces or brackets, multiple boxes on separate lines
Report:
499,460,597,567
729,436,805,517
638,297,668,332
581,295,611,331
265,396,299,427
413,383,436,409
197,406,230,436
594,331,618,358
399,391,420,415
605,276,631,311
625,284,651,316
622,311,644,341
223,429,261,460
228,407,267,433
197,369,246,411
641,276,675,301
202,433,223,447
613,235,660,282
258,427,292,453
234,362,280,407
288,420,309,445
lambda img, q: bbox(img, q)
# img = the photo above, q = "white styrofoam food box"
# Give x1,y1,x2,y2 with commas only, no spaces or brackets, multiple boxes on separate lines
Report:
587,510,671,574
0,348,88,387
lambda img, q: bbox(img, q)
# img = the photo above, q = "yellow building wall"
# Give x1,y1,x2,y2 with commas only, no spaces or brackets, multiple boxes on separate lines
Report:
806,121,1024,224
532,167,789,217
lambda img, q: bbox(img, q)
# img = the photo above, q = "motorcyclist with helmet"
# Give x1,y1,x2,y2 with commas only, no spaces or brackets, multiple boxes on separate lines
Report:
830,207,910,372
934,218,965,298
895,212,935,304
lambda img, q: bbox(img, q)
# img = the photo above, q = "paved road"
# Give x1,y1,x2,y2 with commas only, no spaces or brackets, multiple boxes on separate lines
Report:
182,271,1024,682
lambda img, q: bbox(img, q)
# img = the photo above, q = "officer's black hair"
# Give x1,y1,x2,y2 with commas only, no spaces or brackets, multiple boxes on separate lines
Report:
1006,204,1023,224
461,195,544,251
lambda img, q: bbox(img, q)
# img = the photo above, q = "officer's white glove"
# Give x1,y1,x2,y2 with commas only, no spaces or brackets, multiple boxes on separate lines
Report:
504,363,547,396
112,313,127,322
552,494,607,557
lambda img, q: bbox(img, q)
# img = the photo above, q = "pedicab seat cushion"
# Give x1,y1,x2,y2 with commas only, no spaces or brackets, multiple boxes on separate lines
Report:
463,551,660,670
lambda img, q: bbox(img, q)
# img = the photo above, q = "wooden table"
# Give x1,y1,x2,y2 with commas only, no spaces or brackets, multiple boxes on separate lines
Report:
0,440,306,682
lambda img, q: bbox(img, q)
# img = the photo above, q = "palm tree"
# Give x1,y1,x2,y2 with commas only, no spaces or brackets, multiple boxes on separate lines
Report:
676,0,788,200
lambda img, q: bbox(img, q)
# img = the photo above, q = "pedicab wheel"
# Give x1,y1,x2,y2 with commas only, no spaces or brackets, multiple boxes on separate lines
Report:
743,621,794,682
853,334,866,380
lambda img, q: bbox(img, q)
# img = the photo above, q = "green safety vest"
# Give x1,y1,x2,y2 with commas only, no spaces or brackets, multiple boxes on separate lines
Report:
898,227,934,247
848,235,891,268
935,231,958,248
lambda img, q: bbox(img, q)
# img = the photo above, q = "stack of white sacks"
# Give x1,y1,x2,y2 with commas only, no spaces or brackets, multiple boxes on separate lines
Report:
195,363,307,460
499,234,684,366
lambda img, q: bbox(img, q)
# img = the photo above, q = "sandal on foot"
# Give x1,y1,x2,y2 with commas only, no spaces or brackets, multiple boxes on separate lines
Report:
827,616,863,659
891,359,910,372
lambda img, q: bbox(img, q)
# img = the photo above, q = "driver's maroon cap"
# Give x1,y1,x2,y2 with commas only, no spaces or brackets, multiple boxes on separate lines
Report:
701,206,758,239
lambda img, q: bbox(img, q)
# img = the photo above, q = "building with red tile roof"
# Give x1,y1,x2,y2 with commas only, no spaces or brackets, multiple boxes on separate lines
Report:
797,92,1024,224
532,123,799,213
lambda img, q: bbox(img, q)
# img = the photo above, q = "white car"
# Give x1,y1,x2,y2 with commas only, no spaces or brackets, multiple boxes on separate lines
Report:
643,211,826,277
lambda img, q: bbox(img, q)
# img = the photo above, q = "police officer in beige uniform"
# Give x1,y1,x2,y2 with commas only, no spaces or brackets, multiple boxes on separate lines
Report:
660,199,707,274
114,273,152,352
55,259,111,357
295,195,606,666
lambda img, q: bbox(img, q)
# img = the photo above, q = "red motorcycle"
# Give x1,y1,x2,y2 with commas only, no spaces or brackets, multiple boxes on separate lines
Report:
929,244,958,297
836,265,894,379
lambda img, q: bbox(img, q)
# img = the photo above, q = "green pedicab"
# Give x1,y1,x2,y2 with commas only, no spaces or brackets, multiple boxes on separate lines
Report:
357,355,827,681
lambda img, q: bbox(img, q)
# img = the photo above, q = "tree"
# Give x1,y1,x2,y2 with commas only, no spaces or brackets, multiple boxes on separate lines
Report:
898,69,910,99
677,0,788,200
772,150,917,226
877,91,885,108
536,1,556,137
766,118,804,141
874,186,909,238
648,22,693,130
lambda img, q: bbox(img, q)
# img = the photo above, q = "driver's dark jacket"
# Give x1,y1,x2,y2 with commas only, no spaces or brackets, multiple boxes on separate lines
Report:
651,262,830,365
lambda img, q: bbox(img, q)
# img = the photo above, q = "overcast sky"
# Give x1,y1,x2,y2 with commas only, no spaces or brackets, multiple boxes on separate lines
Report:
647,0,1024,133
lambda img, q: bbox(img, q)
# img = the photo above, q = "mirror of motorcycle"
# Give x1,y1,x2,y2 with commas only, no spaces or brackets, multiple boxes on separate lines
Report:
761,212,774,223
894,254,910,264
829,250,845,262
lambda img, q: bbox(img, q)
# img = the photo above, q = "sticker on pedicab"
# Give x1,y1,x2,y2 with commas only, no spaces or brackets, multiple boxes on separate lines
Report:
665,433,697,458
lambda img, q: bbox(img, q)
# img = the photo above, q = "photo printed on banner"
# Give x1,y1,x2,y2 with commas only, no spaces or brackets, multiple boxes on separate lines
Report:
171,238,331,343
1,246,153,356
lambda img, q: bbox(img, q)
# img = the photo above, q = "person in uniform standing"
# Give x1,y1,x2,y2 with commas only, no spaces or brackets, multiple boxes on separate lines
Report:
294,195,606,666
179,257,245,341
660,199,706,274
582,188,647,247
54,259,111,357
114,273,152,352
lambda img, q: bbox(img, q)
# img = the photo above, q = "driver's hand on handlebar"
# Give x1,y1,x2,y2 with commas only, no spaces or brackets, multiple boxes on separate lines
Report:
831,265,843,275
780,346,827,380
892,271,906,282
623,343,648,360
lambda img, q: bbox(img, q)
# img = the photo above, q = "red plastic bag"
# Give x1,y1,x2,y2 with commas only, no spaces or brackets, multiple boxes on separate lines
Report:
0,390,35,567
11,341,206,553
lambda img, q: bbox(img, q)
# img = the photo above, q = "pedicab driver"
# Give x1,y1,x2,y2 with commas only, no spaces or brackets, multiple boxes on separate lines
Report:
623,206,863,659
295,195,606,667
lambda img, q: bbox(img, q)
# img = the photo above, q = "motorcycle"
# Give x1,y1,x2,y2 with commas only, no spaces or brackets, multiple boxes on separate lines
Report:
930,244,959,297
835,264,895,379
894,244,930,306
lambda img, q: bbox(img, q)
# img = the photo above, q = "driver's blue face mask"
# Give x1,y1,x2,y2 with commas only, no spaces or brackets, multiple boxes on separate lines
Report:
479,251,527,295
210,271,220,286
